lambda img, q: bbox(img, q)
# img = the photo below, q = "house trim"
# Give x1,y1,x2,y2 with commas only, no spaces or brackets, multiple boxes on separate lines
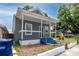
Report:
13,15,15,33
25,23,32,35
21,14,24,40
19,39,40,45
19,30,41,33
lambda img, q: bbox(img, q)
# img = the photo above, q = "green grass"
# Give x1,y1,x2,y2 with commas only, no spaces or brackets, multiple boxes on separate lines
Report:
13,43,22,55
74,37,79,42
61,37,77,44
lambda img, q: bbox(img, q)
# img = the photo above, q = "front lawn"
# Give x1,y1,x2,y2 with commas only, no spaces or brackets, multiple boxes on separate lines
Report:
13,37,78,56
59,37,77,44
13,43,22,55
13,43,60,56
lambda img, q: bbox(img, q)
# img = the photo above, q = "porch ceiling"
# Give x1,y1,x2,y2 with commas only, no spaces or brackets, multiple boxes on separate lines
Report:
17,15,55,25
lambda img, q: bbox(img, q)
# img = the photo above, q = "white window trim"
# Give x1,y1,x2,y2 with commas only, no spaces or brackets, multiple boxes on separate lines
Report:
19,30,41,33
25,23,32,35
44,26,49,30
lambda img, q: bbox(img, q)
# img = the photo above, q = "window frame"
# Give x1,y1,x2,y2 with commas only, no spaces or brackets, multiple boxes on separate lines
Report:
25,23,32,35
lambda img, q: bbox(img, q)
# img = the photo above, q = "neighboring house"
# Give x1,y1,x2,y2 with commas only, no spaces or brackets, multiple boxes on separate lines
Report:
64,30,75,37
13,8,57,45
8,33,13,39
0,24,8,39
57,29,75,37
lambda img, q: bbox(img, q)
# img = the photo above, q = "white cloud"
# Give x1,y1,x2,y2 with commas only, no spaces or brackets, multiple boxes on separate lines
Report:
0,8,16,16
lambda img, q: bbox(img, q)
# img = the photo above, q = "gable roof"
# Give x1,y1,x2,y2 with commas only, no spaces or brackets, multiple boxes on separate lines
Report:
24,8,48,17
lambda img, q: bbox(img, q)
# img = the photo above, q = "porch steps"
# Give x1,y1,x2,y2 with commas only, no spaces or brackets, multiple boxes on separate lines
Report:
40,38,57,45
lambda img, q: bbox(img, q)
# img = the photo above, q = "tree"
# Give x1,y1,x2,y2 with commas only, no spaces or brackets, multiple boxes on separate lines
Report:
70,4,79,33
57,4,79,34
22,5,33,10
57,5,70,30
44,13,48,17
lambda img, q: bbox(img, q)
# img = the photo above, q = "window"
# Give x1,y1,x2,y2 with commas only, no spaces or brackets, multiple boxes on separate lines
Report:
25,23,32,35
44,26,49,30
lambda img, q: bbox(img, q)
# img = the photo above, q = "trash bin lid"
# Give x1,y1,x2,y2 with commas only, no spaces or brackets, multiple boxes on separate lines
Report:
0,38,12,42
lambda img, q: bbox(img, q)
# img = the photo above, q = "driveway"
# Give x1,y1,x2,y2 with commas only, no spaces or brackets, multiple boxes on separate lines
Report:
59,45,79,56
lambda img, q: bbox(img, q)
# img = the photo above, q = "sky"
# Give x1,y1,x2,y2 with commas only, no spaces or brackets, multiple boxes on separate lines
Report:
0,3,63,33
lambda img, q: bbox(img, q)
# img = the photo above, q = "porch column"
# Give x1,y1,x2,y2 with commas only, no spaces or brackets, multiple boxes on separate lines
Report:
41,19,43,38
49,22,51,37
55,22,56,38
21,13,24,40
13,15,15,33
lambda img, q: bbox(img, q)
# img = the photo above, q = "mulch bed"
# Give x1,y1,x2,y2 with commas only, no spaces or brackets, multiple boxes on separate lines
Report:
14,44,60,56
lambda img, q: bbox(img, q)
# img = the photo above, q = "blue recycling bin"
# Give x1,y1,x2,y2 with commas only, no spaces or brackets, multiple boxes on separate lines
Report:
0,39,13,56
40,37,57,44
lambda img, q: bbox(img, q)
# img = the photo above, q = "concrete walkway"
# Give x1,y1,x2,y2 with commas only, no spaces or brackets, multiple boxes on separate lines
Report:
59,45,79,56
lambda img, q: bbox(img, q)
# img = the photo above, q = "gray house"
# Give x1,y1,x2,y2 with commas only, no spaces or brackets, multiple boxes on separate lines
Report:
13,8,57,45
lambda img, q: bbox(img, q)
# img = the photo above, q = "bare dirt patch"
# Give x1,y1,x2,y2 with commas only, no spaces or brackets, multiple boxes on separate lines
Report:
14,44,60,56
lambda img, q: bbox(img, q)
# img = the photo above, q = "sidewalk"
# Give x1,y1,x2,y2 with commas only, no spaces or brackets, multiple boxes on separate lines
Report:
59,45,79,56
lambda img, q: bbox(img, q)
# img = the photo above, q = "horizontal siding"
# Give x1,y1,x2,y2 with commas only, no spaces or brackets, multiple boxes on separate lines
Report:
14,16,49,41
14,17,21,41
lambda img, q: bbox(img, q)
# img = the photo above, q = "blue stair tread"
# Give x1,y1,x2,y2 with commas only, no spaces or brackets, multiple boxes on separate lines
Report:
40,38,57,44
